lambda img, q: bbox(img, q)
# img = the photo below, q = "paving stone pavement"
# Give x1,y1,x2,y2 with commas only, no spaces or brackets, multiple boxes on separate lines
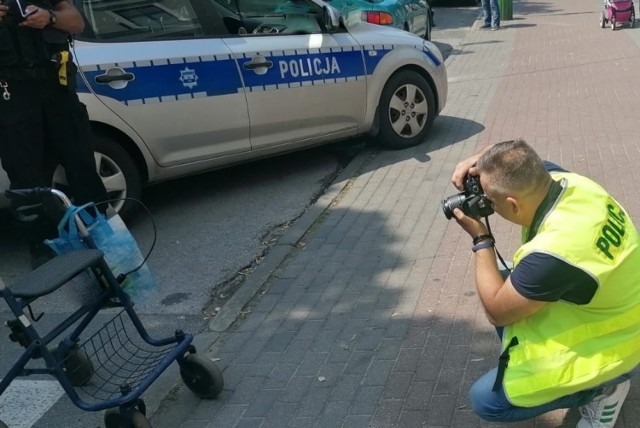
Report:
150,0,640,426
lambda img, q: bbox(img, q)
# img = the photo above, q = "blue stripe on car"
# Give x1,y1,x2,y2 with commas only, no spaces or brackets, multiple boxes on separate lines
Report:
239,50,368,90
77,47,397,104
79,57,241,105
423,48,441,67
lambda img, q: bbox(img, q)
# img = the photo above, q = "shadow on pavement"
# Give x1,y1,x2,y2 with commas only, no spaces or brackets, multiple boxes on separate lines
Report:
364,116,485,171
501,23,536,29
432,41,455,61
147,204,587,427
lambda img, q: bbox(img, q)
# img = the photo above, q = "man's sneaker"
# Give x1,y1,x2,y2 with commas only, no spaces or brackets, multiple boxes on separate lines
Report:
492,26,500,31
577,379,630,427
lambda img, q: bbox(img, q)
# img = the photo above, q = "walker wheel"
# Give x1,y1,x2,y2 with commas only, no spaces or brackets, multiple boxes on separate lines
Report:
104,409,151,428
180,353,224,399
63,346,94,387
600,11,606,28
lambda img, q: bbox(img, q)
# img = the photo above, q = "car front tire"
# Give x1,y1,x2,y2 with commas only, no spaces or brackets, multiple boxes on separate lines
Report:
375,70,436,150
93,135,142,219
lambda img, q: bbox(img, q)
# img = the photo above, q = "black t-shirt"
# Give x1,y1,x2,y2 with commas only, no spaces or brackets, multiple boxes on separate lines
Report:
509,162,599,305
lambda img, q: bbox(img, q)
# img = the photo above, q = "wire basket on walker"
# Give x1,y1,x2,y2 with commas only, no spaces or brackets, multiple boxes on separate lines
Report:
600,0,636,30
0,188,224,428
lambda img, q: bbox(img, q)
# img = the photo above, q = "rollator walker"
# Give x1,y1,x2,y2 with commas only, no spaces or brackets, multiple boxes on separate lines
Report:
0,188,224,428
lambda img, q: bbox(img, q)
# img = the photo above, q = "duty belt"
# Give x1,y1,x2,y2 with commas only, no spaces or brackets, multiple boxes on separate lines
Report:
0,66,51,80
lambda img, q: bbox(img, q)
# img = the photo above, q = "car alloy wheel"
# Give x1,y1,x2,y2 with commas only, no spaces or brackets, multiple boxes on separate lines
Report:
375,70,436,149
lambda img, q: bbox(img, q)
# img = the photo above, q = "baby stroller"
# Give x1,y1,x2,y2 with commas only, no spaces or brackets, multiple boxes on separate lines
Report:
600,0,636,30
0,188,224,428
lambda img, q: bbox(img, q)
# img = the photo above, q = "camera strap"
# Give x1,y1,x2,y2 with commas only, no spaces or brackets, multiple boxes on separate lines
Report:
483,216,512,273
492,336,519,391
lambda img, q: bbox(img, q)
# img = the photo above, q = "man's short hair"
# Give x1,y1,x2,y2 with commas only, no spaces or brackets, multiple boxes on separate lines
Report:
476,139,550,197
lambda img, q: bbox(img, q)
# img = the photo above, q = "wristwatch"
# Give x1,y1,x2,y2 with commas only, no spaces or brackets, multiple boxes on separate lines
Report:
47,9,57,27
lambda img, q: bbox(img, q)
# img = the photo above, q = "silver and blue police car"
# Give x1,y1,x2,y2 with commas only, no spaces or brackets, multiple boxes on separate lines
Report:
0,0,447,215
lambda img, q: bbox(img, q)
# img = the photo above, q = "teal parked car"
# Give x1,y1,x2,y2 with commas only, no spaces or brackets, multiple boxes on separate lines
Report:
328,0,434,41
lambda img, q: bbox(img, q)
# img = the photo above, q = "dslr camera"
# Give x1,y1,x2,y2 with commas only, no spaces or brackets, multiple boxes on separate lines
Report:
442,175,494,219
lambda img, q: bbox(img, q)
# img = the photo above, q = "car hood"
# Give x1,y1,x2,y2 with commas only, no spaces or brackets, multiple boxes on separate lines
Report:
345,21,443,66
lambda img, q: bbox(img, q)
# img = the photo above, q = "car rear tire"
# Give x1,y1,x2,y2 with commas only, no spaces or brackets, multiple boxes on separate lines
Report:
375,70,436,150
93,136,142,219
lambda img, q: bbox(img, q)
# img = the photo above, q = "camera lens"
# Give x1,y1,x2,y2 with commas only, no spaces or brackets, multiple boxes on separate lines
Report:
441,194,467,219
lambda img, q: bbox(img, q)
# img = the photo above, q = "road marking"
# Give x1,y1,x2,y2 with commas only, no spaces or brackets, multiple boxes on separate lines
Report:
0,380,64,428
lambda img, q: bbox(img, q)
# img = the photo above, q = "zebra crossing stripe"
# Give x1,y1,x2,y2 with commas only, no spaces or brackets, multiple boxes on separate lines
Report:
0,380,64,428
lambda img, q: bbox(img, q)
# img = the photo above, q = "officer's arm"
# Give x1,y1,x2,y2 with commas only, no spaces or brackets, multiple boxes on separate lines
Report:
49,0,85,34
474,245,547,326
21,1,85,33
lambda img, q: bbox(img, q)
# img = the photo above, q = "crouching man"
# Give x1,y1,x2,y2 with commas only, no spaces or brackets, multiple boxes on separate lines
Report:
449,139,639,427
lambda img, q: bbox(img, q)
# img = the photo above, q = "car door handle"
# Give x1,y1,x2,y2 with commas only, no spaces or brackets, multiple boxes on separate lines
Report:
243,60,273,70
95,72,135,84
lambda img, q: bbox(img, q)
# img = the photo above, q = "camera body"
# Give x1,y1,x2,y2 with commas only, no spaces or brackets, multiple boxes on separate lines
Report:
442,175,494,219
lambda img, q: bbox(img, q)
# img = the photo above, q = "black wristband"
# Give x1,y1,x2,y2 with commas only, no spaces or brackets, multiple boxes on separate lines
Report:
472,240,495,253
472,234,493,245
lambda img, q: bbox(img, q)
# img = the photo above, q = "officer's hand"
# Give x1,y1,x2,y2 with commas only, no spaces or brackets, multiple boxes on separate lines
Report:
452,208,489,239
0,5,9,20
451,155,480,191
19,6,50,29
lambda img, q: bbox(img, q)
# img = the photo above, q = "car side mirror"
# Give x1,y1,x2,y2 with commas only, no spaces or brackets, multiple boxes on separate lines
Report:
323,5,341,32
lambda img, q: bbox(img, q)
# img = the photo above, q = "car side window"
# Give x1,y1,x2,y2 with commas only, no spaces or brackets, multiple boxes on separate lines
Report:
77,0,204,41
234,0,323,35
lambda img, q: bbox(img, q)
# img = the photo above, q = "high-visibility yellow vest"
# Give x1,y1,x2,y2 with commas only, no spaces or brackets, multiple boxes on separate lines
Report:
502,172,640,407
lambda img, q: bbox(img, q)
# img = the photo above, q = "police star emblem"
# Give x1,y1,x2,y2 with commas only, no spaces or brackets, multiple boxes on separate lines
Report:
179,67,199,89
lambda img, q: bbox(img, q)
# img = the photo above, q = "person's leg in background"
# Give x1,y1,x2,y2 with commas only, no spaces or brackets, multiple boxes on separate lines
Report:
481,0,492,27
491,0,500,29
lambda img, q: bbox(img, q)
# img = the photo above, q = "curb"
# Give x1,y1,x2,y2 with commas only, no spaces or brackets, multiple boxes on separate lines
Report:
207,145,375,333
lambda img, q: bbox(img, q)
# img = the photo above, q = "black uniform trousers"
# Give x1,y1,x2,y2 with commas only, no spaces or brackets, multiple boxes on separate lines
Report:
0,69,108,242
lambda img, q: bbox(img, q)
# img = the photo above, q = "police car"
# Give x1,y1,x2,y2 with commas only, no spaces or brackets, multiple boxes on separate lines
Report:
0,0,447,215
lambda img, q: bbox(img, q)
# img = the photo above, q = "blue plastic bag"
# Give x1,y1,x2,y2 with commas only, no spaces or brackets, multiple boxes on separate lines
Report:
45,204,157,300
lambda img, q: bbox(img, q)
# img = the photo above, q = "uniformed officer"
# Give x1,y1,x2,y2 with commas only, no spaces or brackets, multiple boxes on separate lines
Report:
0,0,108,267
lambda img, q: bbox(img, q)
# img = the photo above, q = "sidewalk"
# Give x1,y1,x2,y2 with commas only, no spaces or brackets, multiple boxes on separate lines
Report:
151,0,640,426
